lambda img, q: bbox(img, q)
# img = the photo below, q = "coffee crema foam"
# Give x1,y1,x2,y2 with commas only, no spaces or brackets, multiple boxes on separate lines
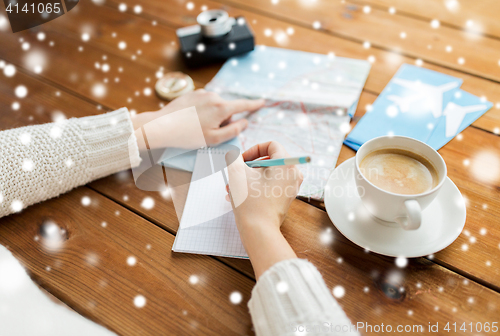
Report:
360,148,439,195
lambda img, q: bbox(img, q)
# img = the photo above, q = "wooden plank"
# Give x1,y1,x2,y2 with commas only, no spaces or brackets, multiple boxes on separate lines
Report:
212,0,500,83
92,0,500,134
0,187,255,335
354,0,500,39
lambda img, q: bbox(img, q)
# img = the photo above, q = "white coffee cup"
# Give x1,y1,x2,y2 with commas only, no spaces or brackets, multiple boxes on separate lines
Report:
355,136,447,230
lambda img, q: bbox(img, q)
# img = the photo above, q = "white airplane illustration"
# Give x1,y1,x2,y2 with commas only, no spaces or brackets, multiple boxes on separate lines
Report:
387,79,460,118
443,102,487,137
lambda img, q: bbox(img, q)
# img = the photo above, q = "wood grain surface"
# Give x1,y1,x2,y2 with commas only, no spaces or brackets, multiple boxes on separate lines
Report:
0,0,499,334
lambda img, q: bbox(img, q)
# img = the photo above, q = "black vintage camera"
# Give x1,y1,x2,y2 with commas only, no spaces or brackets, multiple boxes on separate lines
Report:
176,10,254,68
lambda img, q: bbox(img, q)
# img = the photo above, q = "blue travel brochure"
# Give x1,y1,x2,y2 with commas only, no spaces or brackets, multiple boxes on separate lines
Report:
426,89,493,149
345,64,472,151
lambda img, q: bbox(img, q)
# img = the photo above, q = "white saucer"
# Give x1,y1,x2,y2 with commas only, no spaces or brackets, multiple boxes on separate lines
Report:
324,158,466,258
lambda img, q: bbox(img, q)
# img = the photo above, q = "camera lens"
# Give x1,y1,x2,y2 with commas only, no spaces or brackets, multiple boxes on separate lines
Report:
197,10,235,37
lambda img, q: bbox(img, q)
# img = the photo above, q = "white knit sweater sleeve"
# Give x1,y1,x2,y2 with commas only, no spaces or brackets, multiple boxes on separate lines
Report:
248,258,360,336
0,108,141,218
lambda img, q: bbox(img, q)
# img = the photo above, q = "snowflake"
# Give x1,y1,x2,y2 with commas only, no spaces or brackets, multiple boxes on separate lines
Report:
50,126,62,138
142,34,151,43
276,281,289,293
133,5,142,14
92,83,107,98
430,19,440,29
186,2,194,10
118,41,127,50
196,43,205,52
22,159,34,172
134,295,146,308
189,275,199,284
332,285,345,298
320,228,333,244
395,256,408,268
229,291,242,304
18,133,31,146
118,3,126,12
81,196,91,206
11,200,23,212
11,102,20,110
4,64,16,77
386,105,398,118
14,85,28,98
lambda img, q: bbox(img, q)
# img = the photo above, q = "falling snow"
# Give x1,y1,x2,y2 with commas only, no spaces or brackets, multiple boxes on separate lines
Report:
332,285,345,298
81,196,91,206
4,64,16,77
395,256,408,268
15,85,28,98
134,295,146,308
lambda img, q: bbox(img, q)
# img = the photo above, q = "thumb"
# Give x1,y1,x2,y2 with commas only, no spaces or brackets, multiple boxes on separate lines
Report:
211,119,248,145
225,150,248,209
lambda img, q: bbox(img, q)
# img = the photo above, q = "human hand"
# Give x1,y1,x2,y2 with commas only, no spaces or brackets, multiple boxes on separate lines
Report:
225,141,303,233
131,89,264,149
225,141,303,279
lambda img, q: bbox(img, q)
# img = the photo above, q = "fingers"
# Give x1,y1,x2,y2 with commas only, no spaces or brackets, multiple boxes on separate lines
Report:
223,98,265,117
225,150,248,208
242,141,290,161
210,119,248,145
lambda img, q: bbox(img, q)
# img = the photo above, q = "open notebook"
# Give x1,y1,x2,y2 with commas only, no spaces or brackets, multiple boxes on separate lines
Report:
172,148,248,258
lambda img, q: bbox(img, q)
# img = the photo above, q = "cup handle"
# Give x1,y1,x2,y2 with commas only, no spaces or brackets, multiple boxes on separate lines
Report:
395,200,422,230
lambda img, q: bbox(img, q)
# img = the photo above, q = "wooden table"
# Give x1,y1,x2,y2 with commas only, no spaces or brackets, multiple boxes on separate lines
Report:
0,0,499,334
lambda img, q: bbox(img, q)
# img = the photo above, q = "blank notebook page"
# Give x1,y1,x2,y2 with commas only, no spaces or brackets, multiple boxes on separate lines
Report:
172,148,248,258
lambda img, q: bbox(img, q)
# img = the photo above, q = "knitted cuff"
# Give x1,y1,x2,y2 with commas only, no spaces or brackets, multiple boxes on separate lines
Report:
77,108,141,180
248,258,359,336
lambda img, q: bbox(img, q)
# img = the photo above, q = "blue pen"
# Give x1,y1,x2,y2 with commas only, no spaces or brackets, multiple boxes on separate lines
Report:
245,156,311,168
